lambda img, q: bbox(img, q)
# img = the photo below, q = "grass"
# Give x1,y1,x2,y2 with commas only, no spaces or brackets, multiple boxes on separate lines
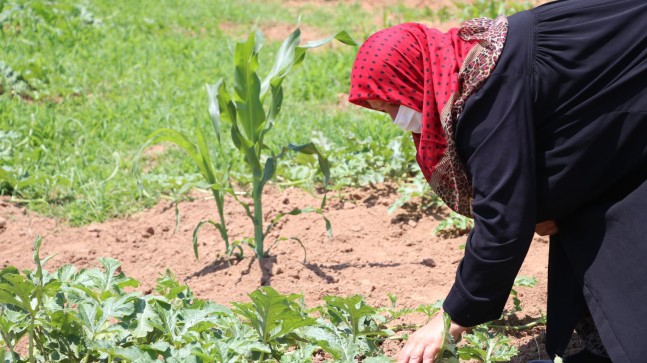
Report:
0,0,537,225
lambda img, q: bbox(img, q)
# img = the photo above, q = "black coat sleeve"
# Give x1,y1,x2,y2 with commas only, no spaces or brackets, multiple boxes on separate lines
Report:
442,74,538,327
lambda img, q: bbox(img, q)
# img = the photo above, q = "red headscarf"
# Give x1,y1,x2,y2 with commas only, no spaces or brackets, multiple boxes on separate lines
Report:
348,23,477,180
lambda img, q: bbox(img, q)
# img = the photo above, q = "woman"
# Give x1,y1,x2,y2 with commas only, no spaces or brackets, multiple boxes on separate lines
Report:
348,0,647,362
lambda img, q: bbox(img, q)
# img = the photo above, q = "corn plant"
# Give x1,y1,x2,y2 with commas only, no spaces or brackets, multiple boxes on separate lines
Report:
136,26,357,260
203,26,357,259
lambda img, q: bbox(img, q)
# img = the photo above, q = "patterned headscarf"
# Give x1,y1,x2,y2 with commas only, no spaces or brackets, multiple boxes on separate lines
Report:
349,18,508,216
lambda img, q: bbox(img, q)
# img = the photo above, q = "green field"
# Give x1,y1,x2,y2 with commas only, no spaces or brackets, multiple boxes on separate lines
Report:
1,0,405,225
1,0,535,225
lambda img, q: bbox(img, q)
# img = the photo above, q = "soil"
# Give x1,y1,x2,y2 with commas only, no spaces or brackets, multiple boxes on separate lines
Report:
0,183,569,362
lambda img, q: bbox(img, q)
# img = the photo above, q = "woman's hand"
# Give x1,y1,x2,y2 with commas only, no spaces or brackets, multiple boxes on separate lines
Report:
535,220,558,236
397,311,468,363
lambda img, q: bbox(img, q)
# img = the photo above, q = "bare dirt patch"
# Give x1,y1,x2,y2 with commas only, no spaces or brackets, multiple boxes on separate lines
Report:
1,184,556,361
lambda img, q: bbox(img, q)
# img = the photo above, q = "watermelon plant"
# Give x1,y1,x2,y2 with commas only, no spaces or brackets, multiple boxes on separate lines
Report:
0,237,542,362
0,237,397,362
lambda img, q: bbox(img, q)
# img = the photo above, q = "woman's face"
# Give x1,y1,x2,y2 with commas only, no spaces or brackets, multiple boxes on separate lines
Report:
367,100,399,120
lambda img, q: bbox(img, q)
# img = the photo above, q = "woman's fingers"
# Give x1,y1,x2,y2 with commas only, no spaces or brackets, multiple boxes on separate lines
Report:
397,313,469,362
422,344,437,363
397,313,445,363
398,342,438,363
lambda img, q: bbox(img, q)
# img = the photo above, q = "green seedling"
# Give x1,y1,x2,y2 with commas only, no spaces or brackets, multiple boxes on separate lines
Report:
205,26,358,259
435,211,474,238
137,25,358,260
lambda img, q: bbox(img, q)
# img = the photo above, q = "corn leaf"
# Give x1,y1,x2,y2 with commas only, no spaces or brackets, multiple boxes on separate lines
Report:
134,128,204,184
260,27,301,97
259,155,276,189
195,125,217,184
206,81,223,144
287,143,330,187
300,30,360,48
233,30,265,145
230,125,261,173
264,78,284,131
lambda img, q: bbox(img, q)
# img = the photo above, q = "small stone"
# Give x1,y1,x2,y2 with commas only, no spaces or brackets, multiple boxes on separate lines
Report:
142,226,155,238
341,247,354,253
390,230,403,238
87,224,102,233
0,217,6,228
408,220,417,227
282,198,289,205
421,258,436,268
161,226,170,232
275,268,284,275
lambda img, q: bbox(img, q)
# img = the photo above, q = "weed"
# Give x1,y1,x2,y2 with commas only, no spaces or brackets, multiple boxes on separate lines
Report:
435,212,474,238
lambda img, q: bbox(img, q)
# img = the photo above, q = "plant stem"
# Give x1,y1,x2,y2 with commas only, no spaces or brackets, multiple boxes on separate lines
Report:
488,316,546,331
389,324,422,332
0,327,17,359
28,311,36,363
252,180,265,259
212,189,230,251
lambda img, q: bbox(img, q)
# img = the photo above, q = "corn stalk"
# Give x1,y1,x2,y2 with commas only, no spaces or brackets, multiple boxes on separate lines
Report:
136,26,357,260
208,27,356,259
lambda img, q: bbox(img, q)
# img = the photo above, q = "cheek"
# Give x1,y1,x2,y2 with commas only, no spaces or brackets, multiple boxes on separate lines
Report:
386,105,399,120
